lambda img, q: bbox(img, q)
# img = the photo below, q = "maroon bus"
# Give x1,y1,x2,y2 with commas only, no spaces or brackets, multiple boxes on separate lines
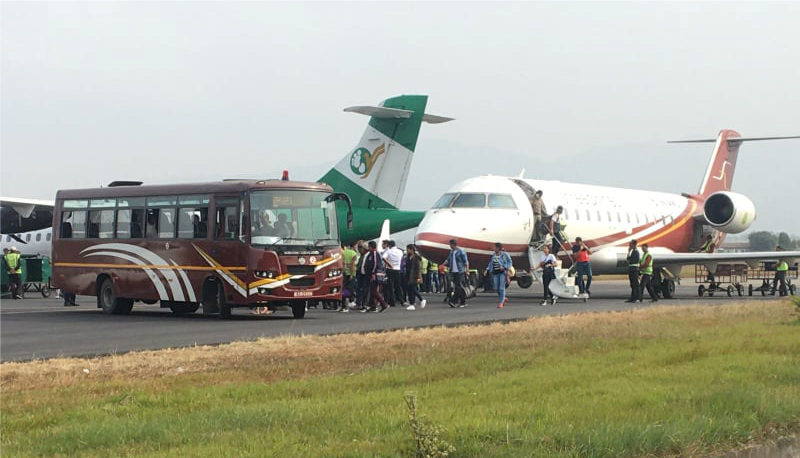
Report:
52,179,352,318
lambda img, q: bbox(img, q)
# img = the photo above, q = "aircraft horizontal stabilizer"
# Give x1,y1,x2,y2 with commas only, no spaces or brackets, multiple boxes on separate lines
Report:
344,106,454,124
421,114,455,124
344,106,412,119
668,135,800,144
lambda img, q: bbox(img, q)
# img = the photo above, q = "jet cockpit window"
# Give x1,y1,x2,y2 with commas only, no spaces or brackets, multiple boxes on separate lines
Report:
488,194,517,209
432,193,457,208
452,193,486,208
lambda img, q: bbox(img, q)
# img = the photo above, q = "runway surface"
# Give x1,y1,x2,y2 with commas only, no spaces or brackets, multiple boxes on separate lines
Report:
0,280,777,362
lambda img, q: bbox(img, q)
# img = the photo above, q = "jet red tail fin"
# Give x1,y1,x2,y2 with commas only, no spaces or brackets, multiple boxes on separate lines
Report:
668,130,800,198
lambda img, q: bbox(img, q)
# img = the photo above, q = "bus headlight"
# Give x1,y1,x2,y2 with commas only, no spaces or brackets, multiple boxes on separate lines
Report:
255,270,277,279
326,269,342,278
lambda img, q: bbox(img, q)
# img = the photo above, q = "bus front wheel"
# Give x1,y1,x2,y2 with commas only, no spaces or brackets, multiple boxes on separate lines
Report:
98,278,133,315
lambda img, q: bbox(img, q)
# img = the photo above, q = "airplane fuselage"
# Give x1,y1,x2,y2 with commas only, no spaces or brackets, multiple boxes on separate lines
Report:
415,176,705,274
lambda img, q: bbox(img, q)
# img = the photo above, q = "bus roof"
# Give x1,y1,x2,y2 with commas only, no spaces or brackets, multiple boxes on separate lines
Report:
55,179,333,200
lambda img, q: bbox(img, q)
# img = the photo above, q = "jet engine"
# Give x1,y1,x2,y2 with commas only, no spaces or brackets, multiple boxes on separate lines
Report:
702,191,756,234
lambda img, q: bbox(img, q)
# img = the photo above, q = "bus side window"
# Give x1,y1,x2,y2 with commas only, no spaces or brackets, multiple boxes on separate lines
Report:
158,208,176,238
214,200,239,240
178,207,209,239
61,211,86,238
145,209,159,239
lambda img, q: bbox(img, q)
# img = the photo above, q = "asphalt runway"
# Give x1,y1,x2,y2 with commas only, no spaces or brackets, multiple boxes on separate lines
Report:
0,280,778,362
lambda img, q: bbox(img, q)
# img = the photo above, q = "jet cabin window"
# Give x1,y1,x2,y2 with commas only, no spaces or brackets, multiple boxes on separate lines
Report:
488,194,517,209
432,193,457,208
452,193,486,208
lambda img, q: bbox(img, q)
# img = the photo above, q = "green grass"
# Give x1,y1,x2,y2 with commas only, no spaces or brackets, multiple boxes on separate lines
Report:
2,301,799,457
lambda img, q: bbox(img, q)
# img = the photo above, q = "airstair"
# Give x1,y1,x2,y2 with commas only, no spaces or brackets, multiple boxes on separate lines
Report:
528,238,589,302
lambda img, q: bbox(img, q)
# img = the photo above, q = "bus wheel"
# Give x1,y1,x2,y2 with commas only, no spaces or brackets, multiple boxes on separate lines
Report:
169,302,200,316
219,303,232,319
98,278,133,315
517,275,533,289
291,302,306,319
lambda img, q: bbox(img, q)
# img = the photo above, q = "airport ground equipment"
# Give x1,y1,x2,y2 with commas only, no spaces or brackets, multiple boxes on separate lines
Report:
694,264,747,297
745,261,798,296
528,242,589,303
1,255,52,298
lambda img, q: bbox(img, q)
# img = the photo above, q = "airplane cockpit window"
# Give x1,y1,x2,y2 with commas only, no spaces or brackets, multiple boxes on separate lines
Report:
432,193,457,208
488,194,517,209
452,193,486,208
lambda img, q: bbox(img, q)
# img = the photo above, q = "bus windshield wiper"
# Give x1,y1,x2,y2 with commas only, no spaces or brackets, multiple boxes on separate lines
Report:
314,238,338,246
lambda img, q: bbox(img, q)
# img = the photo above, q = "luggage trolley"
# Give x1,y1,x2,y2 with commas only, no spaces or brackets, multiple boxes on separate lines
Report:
1,255,53,298
746,261,798,296
694,263,747,297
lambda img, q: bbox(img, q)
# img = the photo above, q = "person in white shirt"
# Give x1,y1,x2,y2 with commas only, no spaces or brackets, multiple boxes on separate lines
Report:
549,205,565,254
381,240,405,306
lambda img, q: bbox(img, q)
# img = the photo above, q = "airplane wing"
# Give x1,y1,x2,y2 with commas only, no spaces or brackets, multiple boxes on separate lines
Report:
651,251,800,269
1,197,55,217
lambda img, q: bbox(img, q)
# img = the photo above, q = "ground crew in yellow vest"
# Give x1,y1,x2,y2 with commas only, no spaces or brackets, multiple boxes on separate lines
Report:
771,246,790,296
638,243,658,302
5,246,23,300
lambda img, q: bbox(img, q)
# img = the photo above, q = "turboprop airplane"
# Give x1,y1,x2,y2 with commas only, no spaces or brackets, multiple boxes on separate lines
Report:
415,130,800,298
0,94,451,255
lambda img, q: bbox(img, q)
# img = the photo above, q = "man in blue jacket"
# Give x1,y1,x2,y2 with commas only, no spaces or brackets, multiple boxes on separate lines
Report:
443,239,470,308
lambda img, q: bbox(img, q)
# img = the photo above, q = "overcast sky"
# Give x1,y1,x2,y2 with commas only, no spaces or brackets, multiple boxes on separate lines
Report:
2,2,799,236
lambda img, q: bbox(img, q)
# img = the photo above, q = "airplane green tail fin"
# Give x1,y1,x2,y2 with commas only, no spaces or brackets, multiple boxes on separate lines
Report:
318,94,452,210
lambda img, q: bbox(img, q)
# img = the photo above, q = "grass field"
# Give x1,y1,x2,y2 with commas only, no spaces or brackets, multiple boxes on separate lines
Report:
2,300,799,457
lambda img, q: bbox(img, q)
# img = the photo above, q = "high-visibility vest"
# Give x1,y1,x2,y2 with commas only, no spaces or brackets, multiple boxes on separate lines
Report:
776,260,789,272
5,253,22,274
639,252,653,275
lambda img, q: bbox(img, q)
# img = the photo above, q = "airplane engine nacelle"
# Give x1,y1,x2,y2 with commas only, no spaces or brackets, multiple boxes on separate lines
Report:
702,191,756,234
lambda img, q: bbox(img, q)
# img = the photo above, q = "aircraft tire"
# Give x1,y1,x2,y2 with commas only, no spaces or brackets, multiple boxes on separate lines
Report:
698,285,705,297
748,284,753,296
661,280,675,299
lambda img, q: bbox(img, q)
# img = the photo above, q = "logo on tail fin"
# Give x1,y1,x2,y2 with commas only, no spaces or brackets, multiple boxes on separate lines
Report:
712,160,732,189
349,144,386,179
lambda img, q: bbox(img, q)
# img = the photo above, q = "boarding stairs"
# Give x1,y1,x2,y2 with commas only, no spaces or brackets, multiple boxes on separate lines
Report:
528,237,589,301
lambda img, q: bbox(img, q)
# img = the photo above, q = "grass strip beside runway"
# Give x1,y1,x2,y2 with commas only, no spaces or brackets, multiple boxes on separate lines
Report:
2,300,799,457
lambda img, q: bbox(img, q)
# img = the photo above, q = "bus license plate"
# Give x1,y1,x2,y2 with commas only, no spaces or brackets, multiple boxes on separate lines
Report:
293,291,312,297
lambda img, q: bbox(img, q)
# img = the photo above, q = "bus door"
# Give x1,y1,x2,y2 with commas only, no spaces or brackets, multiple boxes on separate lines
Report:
210,195,246,302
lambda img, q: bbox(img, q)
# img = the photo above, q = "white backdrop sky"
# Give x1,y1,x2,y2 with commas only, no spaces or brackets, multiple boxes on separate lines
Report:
2,2,798,235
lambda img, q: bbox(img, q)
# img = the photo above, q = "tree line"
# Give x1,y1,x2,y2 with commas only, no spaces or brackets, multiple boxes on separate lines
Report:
747,231,800,251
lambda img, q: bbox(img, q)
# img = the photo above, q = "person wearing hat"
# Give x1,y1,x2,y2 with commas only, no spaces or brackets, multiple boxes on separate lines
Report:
5,246,23,299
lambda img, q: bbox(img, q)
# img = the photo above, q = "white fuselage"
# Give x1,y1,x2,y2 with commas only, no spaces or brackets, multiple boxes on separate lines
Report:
1,228,53,258
415,175,696,274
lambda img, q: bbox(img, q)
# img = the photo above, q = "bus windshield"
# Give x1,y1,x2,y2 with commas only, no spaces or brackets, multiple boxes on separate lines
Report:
250,190,338,246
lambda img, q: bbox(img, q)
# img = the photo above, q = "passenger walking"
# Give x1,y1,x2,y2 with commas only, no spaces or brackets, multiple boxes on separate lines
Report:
532,190,544,241
381,240,404,306
442,239,469,307
625,240,641,303
536,245,557,306
638,243,657,302
4,246,23,299
355,242,370,309
572,237,593,295
420,255,430,293
549,206,566,254
772,246,789,296
404,245,426,310
362,241,389,313
485,243,512,308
